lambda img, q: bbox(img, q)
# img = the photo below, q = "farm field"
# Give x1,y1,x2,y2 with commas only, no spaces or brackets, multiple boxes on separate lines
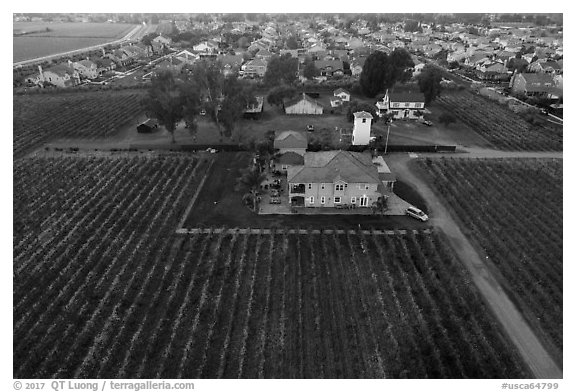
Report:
13,90,145,159
12,153,529,378
13,22,136,62
414,157,563,361
436,91,562,151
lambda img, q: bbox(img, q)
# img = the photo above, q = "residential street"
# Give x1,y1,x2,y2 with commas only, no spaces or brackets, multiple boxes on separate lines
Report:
386,152,563,379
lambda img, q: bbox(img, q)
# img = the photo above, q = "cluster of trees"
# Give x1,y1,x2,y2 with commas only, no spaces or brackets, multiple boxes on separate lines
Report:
141,60,256,143
417,64,443,104
359,49,414,97
263,54,299,86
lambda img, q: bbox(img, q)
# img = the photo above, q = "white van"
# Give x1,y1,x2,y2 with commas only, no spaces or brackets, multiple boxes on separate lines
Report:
405,206,429,222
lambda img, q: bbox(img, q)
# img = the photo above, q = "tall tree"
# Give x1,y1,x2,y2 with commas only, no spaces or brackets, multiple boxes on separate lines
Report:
263,54,299,86
235,167,266,212
141,71,184,144
347,100,378,122
359,49,414,98
302,57,320,79
417,64,443,104
267,85,298,106
218,76,257,137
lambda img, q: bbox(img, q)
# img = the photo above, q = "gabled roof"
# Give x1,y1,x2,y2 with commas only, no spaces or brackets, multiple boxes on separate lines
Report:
314,59,343,70
274,130,308,149
276,151,305,165
288,150,381,184
45,64,75,77
334,88,350,95
388,91,425,103
284,93,324,109
245,58,267,67
77,59,96,68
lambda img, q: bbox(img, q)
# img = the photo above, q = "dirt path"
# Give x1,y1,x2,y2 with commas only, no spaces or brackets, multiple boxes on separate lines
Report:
420,147,563,159
386,153,562,379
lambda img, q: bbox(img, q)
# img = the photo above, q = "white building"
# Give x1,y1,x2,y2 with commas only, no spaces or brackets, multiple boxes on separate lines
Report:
352,111,373,145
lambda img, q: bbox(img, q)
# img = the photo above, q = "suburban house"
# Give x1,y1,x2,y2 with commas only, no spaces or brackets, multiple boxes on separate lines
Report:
154,57,185,74
372,155,396,191
287,150,382,208
73,59,98,80
509,72,562,99
376,90,426,120
352,111,373,146
527,60,563,75
242,59,267,78
273,130,308,156
474,62,509,80
284,93,324,115
27,64,80,88
218,54,243,76
314,59,344,78
255,49,273,61
333,88,351,102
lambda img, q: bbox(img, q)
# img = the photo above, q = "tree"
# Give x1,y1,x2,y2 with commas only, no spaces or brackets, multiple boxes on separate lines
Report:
180,80,202,133
286,35,299,50
235,167,266,212
141,71,184,144
347,100,378,122
359,49,414,98
302,58,319,79
438,113,456,127
371,195,389,215
263,54,299,86
417,64,443,104
218,76,257,137
267,85,298,106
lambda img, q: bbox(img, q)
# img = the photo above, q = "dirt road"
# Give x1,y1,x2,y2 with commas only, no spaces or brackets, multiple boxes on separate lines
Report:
386,153,563,379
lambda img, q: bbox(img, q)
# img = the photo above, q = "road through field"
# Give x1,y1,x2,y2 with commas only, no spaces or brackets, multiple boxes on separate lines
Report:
386,153,562,379
13,24,145,67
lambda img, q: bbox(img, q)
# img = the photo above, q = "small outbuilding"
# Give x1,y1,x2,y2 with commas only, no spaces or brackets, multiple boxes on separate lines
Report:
137,119,159,133
274,130,308,156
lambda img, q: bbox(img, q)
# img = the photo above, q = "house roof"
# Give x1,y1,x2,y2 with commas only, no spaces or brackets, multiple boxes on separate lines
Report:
45,64,75,77
284,93,324,109
77,59,96,68
388,91,425,103
314,59,344,71
245,58,267,67
218,54,243,67
372,155,396,182
276,151,305,165
287,150,381,184
334,88,350,95
274,130,308,149
353,111,373,119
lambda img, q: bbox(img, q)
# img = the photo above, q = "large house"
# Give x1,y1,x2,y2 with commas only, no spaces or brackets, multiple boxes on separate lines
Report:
26,64,80,88
510,72,561,99
284,93,324,115
73,59,98,80
287,150,382,208
376,90,426,120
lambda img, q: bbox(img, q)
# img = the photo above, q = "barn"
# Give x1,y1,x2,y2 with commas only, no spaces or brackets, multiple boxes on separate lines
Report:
284,93,324,115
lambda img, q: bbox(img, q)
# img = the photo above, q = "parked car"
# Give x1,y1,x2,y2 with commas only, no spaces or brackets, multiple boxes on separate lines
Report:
306,124,314,132
269,197,281,204
270,189,280,197
405,206,429,222
422,120,433,126
205,148,217,153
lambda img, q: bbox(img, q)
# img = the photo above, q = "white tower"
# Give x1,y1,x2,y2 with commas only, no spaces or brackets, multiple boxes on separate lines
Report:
352,111,373,145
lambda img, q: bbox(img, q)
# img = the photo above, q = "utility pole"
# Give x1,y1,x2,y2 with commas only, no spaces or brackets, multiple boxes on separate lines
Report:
384,124,391,154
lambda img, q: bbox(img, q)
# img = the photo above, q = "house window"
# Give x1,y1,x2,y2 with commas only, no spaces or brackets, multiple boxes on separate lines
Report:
282,165,288,170
321,183,325,190
321,196,325,204
365,185,370,190
404,102,410,107
335,184,344,191
334,196,341,203
415,103,422,108
310,196,314,204
351,197,357,204
362,118,366,123
308,183,312,190
393,103,399,108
